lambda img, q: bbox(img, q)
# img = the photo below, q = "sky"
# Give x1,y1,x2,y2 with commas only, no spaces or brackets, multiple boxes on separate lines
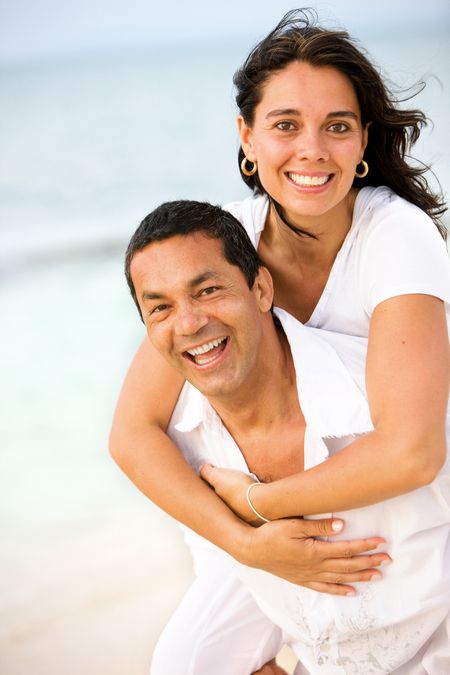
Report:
0,0,449,64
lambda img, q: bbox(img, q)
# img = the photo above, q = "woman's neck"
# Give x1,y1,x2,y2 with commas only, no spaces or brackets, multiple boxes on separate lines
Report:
262,189,358,269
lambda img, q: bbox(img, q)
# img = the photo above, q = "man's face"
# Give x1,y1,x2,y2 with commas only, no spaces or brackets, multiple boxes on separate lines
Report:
130,232,272,399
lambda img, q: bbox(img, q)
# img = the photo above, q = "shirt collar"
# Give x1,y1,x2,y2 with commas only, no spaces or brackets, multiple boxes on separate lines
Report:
172,383,204,432
274,307,373,438
172,308,374,440
172,382,223,433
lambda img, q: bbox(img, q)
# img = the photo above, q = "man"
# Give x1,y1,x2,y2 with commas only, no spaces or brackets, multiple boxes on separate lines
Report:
124,200,449,675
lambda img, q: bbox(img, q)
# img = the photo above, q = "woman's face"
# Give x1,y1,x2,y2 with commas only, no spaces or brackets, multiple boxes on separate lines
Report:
238,61,369,228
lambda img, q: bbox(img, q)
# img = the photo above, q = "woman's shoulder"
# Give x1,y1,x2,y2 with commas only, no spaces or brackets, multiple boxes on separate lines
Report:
352,187,450,313
353,186,445,247
223,193,269,246
355,185,432,222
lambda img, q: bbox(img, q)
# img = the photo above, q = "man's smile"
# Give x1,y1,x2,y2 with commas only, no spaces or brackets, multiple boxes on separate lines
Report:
183,336,229,366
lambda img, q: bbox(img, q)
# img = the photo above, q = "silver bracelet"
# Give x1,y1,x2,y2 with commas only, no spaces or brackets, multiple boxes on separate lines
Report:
246,481,270,523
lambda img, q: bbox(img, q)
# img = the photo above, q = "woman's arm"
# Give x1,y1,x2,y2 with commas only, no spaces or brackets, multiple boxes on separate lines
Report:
109,336,389,591
109,336,248,549
201,294,449,521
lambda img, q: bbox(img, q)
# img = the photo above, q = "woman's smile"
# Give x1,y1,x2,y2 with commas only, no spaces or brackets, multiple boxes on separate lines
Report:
238,60,369,231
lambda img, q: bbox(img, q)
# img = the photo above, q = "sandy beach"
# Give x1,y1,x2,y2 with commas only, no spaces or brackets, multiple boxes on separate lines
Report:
0,504,193,675
0,499,297,675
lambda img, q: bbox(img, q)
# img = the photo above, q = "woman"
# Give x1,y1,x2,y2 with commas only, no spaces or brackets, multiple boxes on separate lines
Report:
110,5,449,652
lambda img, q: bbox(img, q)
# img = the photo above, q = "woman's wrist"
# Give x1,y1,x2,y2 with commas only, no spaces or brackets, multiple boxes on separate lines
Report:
250,480,279,522
246,482,271,523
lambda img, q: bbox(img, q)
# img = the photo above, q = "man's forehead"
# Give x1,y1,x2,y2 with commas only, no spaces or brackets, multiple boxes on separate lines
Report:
131,233,242,293
143,232,225,260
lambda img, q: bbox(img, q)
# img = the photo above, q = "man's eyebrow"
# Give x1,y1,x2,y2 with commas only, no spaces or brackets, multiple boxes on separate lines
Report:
140,271,218,302
141,291,163,301
188,271,218,288
265,108,359,120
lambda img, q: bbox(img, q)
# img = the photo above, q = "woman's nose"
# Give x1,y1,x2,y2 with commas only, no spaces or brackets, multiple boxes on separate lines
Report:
295,128,329,162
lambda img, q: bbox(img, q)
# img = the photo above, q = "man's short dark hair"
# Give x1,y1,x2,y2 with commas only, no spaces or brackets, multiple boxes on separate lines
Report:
125,200,262,319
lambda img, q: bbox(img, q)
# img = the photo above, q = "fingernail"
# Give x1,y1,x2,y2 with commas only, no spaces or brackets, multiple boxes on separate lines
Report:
345,589,356,596
331,520,343,532
380,558,391,565
370,573,381,581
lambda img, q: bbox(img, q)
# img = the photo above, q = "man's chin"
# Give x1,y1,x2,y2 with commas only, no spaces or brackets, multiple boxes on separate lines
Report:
183,371,238,399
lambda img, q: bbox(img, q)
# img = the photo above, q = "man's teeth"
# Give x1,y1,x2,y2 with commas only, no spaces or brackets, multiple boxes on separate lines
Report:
187,337,226,357
289,174,329,186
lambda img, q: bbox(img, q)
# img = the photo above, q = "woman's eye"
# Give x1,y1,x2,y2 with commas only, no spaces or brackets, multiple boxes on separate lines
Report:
328,122,350,133
275,121,295,131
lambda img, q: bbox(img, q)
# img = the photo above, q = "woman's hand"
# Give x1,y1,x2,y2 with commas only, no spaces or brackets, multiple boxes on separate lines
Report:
238,517,390,594
200,464,266,524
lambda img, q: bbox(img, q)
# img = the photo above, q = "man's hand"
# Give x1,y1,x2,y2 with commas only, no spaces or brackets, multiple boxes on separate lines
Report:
236,517,390,596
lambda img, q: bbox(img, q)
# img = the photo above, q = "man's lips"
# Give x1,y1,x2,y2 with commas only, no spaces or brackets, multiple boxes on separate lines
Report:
183,336,228,366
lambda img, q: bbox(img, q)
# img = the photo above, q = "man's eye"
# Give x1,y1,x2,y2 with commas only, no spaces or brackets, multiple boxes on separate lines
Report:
200,287,219,296
151,304,169,314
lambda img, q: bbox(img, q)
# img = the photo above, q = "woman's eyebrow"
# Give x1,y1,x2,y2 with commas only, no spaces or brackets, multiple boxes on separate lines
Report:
265,108,359,120
326,110,358,120
265,108,299,119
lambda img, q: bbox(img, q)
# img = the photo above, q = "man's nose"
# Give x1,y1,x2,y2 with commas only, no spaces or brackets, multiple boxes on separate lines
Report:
173,302,209,336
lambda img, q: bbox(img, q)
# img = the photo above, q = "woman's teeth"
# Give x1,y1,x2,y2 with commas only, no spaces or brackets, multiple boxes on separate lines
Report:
288,173,329,186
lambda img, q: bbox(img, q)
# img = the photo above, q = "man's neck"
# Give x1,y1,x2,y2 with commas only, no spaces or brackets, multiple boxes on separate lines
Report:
208,317,299,436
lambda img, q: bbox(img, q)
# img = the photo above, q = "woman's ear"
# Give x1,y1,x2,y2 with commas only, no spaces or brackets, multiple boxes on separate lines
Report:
237,115,256,162
360,120,371,157
253,266,274,313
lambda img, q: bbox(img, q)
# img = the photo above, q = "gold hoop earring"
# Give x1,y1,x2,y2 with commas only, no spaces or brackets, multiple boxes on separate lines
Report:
355,160,369,178
241,157,258,177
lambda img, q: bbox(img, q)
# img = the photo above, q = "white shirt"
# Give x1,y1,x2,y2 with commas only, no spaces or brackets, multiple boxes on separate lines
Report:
168,309,450,674
225,186,450,337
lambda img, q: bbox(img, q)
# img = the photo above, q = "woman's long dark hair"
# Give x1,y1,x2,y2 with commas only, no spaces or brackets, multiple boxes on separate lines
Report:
234,8,447,238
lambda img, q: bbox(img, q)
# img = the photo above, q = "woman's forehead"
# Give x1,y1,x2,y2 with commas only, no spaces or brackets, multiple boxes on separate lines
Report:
256,61,360,115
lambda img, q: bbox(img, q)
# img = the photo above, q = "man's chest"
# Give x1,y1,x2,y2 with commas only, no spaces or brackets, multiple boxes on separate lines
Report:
230,422,306,482
170,415,305,486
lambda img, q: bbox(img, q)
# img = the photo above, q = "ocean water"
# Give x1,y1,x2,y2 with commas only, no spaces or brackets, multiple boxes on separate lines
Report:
0,30,449,673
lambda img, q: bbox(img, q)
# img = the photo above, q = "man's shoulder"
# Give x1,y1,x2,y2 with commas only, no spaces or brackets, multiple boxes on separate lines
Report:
274,308,372,438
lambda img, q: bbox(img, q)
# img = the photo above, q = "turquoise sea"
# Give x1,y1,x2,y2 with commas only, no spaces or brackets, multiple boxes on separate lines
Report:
0,28,449,675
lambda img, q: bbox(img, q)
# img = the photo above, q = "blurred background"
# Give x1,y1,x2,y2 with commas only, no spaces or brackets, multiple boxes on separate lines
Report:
1,1,449,673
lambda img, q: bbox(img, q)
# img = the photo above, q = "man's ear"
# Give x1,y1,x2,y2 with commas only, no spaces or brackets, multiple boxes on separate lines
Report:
237,115,256,162
253,266,274,312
